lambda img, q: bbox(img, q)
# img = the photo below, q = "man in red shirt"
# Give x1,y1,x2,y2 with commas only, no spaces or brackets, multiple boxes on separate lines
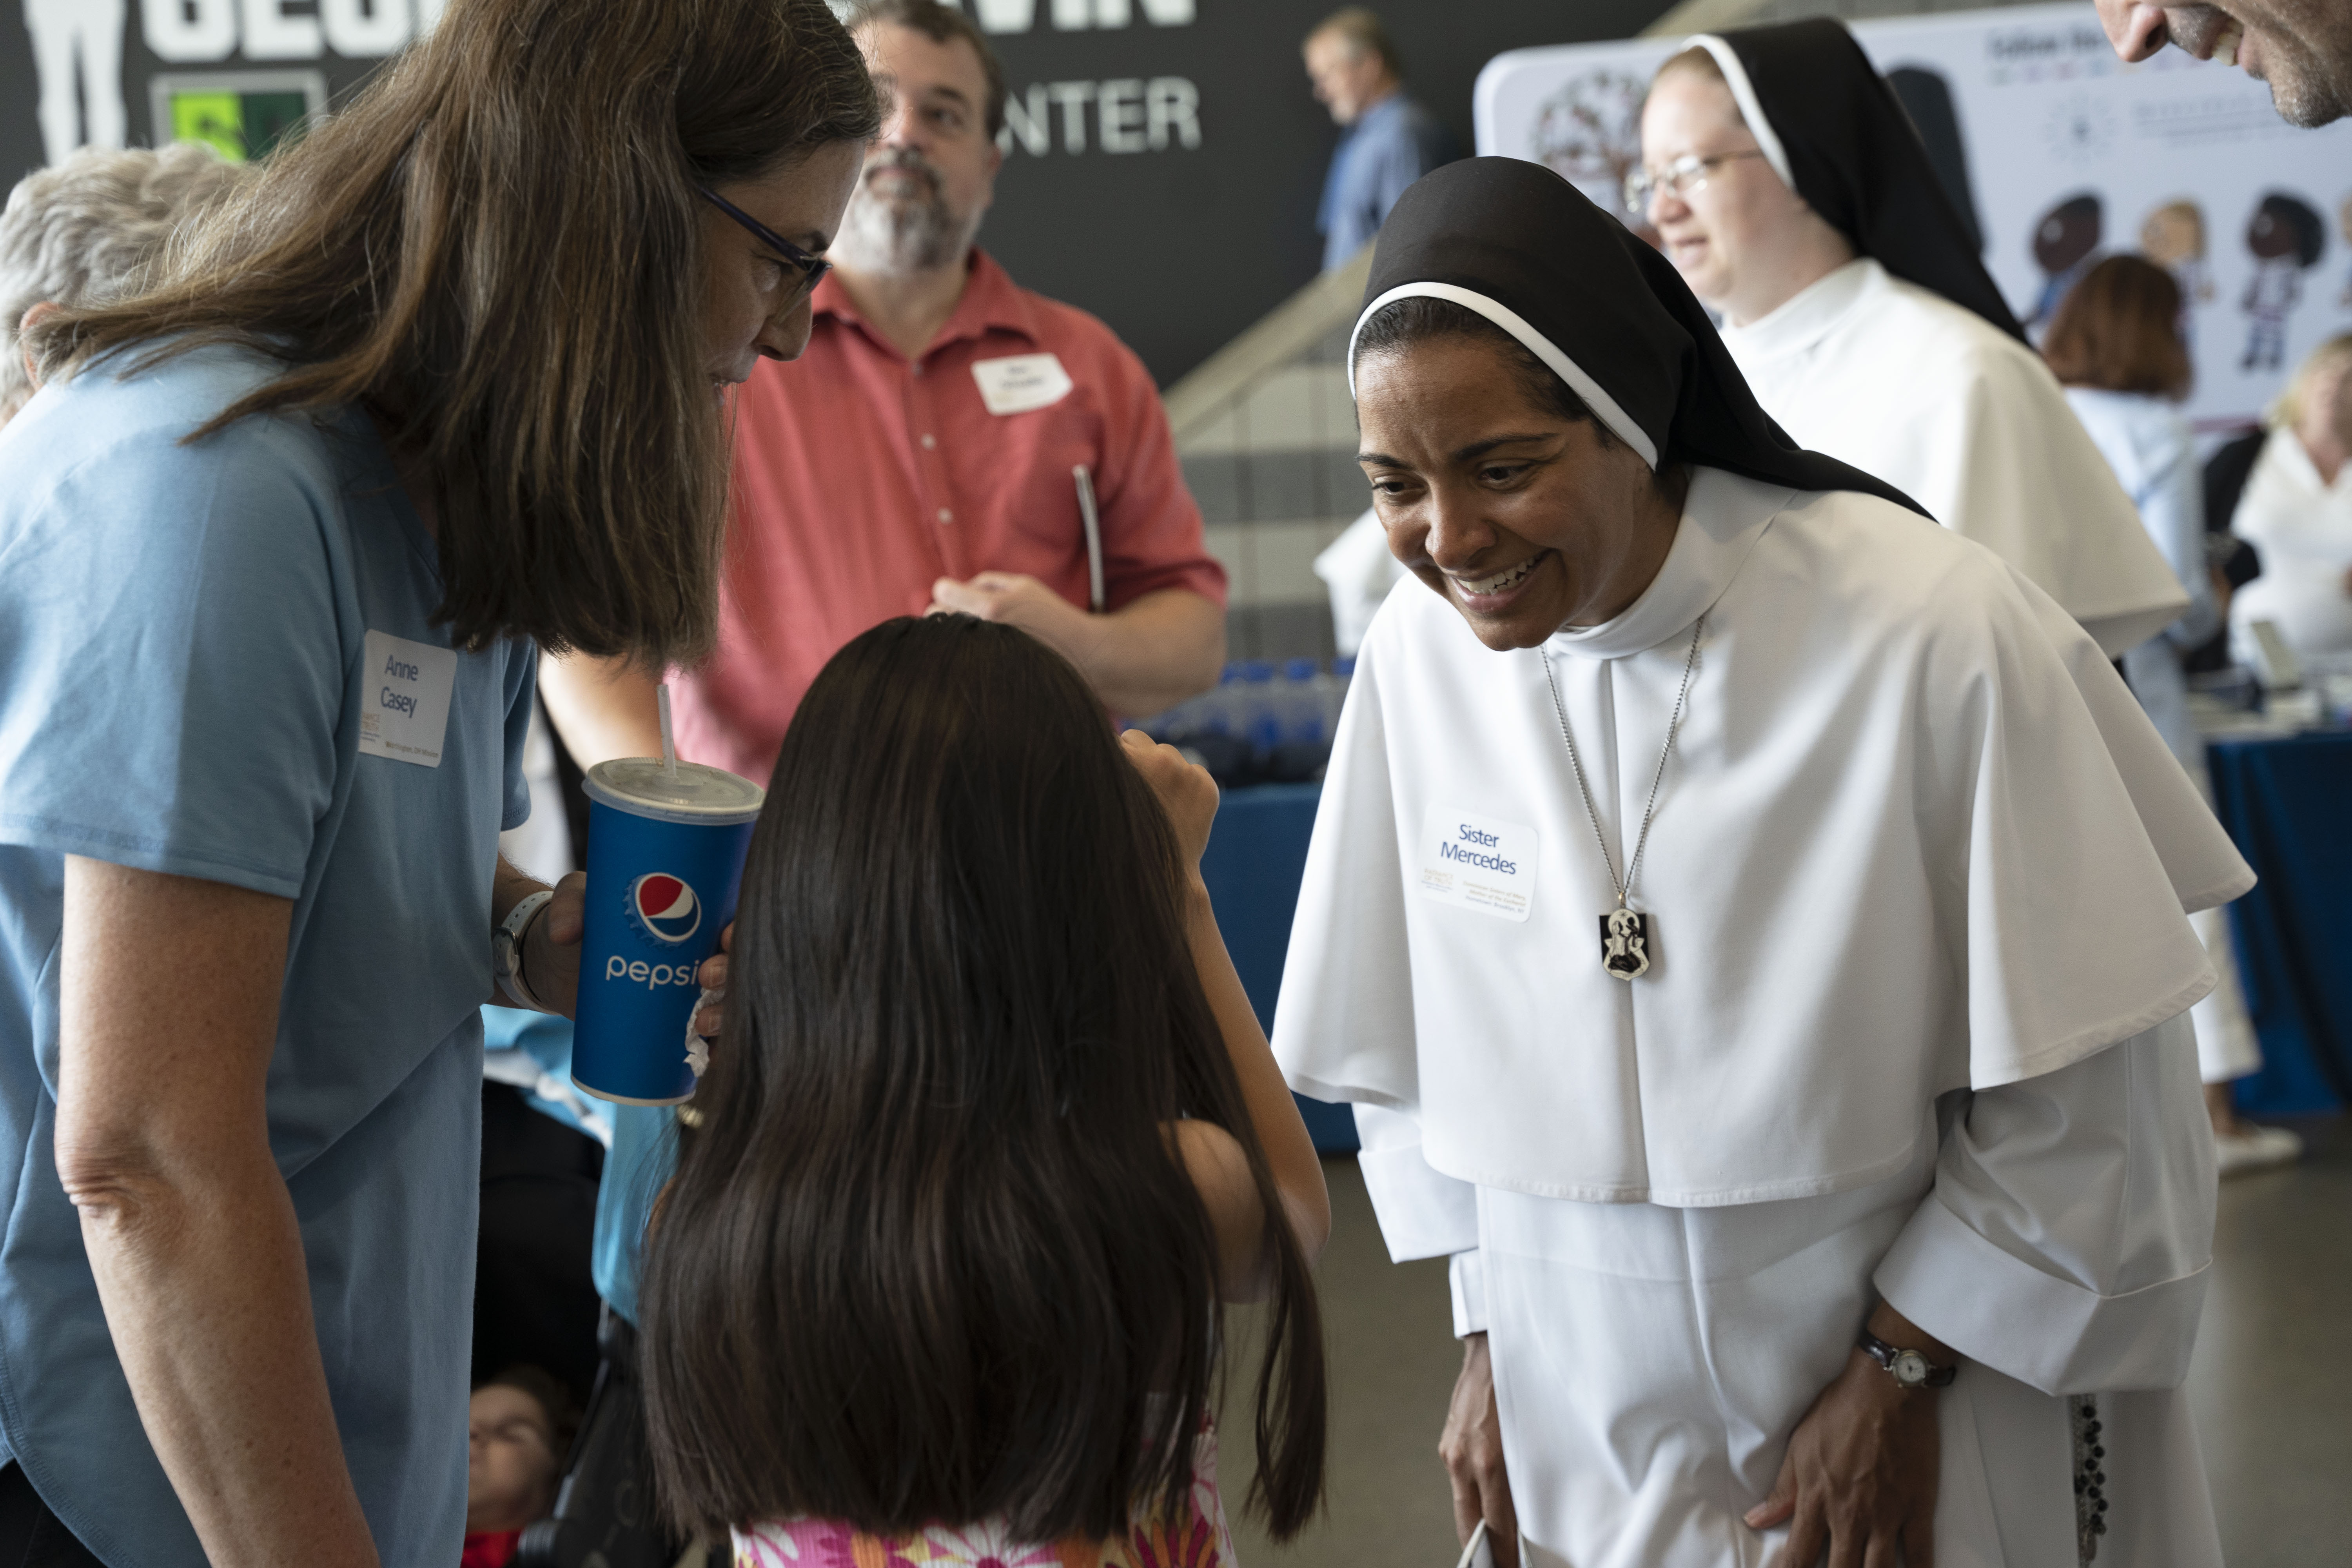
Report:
543,0,1226,782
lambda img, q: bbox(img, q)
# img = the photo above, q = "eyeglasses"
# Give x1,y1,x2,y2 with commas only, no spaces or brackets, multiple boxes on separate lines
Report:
1623,150,1768,215
695,185,831,308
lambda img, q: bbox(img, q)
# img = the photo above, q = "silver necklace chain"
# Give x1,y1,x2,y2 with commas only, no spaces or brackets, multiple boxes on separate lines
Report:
1538,615,1705,912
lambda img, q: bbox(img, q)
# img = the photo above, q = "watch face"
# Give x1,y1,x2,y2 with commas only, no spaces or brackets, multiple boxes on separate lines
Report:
1893,1349,1929,1386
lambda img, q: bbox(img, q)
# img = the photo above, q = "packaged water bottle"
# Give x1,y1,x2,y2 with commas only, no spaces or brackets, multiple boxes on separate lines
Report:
1239,661,1281,757
1280,657,1327,744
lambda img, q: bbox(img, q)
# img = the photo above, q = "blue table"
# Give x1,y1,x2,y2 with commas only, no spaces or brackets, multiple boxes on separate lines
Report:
1196,782,1358,1152
2206,733,2352,1116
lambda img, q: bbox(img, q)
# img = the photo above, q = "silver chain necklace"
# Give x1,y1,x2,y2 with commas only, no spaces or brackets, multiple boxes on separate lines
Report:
1538,615,1705,981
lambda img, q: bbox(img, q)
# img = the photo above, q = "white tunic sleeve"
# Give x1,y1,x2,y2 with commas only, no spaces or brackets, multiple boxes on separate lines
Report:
1873,1011,2216,1395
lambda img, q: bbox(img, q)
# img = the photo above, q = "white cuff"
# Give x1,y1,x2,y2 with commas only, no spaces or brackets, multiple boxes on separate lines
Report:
1356,1132,1481,1263
1449,1250,1488,1338
1875,1193,2212,1395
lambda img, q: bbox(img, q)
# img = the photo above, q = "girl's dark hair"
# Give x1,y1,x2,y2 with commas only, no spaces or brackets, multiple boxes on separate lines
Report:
2043,254,2192,400
1354,295,1615,443
640,615,1327,1545
27,0,879,665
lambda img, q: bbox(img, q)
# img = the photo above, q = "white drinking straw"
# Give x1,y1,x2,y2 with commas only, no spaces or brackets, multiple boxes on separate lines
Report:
657,682,679,782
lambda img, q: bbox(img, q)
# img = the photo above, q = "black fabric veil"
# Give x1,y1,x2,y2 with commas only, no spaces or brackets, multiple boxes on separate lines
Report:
1352,157,1927,517
1699,19,2028,343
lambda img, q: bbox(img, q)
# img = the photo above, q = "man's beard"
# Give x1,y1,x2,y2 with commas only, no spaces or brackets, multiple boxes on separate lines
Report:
2259,22,2352,127
836,150,981,274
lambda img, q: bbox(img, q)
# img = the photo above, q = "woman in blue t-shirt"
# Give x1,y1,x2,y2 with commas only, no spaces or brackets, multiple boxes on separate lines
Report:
0,2,878,1563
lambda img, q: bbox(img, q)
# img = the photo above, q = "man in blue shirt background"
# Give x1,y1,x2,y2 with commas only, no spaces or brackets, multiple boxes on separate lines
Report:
1305,7,1460,272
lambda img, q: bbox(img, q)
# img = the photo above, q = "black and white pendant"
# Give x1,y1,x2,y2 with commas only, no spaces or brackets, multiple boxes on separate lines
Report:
1599,908,1651,980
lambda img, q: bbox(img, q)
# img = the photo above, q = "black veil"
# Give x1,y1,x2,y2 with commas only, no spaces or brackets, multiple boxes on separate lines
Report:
1353,157,1929,517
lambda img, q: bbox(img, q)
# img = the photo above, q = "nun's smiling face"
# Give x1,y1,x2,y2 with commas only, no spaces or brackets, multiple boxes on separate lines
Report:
1639,68,1854,327
1355,336,1687,652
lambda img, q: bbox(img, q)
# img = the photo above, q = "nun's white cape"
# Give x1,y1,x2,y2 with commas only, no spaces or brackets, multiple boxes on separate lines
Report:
1271,470,2252,1568
1720,258,2190,659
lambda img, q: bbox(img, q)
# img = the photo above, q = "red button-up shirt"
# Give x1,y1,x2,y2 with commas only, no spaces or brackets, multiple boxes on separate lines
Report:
672,249,1226,784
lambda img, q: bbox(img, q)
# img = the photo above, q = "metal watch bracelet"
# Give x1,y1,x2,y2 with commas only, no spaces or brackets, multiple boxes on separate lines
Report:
496,889,555,1013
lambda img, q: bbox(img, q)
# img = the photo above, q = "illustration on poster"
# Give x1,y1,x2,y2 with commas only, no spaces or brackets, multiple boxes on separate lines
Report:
2242,192,2325,372
1530,70,1651,237
2029,192,2102,328
1475,8,2352,433
2338,195,2352,308
2143,200,2214,311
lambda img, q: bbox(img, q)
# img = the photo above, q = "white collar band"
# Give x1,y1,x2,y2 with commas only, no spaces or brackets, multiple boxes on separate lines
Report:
1686,35,1795,192
1348,281,1662,471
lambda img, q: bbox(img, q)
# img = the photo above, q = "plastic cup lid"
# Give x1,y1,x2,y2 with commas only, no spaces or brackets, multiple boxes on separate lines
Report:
584,758,766,823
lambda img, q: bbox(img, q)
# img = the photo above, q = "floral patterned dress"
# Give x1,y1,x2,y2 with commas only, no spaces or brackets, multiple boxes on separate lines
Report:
731,1419,1236,1568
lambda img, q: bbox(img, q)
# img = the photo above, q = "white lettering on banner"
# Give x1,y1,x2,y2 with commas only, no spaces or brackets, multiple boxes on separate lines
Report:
999,78,1201,157
321,0,413,58
1099,79,1145,152
240,0,323,60
1418,803,1539,923
141,0,421,62
358,629,457,768
1048,80,1096,153
141,0,238,63
947,0,1194,32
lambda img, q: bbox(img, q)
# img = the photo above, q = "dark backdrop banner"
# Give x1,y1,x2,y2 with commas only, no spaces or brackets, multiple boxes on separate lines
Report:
1,0,1670,384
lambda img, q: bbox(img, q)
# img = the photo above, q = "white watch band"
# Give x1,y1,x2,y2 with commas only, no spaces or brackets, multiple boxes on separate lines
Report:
496,889,556,1012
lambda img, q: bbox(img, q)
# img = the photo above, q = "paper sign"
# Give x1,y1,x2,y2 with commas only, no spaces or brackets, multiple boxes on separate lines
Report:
971,352,1074,416
1418,804,1539,923
358,629,457,768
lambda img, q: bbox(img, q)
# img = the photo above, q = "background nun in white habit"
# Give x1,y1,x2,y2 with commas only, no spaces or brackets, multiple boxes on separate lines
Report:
1635,18,2191,662
1270,157,2255,1568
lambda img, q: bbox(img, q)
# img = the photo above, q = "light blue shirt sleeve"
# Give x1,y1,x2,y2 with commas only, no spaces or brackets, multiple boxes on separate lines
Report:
0,413,347,896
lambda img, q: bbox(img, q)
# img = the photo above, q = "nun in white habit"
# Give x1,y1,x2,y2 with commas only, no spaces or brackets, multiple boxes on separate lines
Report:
1636,20,2190,660
1270,158,2254,1568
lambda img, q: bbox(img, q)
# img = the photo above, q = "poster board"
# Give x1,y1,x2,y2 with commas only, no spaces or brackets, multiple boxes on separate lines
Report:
1475,3,2352,432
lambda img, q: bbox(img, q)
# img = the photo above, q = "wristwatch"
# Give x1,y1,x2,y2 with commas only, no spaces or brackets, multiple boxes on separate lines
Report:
494,889,556,1012
1860,1329,1957,1389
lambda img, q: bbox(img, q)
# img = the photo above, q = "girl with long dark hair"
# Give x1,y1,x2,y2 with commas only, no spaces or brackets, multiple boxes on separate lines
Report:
640,614,1329,1563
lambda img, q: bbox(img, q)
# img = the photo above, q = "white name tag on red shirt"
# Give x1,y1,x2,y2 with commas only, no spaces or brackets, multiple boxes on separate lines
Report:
359,629,457,768
971,352,1073,416
1418,803,1539,922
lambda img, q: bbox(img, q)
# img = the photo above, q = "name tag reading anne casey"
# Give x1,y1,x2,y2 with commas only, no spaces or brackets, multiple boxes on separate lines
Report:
358,629,457,768
1418,804,1539,923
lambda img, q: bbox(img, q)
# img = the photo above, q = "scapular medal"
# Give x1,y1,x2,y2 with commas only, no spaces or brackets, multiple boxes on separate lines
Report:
1541,615,1706,987
1599,907,1651,981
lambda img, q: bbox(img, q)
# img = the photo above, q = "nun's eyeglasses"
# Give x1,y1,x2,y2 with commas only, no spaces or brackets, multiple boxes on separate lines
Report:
696,185,831,307
1623,151,1769,214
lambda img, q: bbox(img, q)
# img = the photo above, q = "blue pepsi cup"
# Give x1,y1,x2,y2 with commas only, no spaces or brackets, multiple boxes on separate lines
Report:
573,757,764,1105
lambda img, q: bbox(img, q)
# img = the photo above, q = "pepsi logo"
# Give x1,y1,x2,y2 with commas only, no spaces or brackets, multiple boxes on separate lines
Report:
628,873,702,945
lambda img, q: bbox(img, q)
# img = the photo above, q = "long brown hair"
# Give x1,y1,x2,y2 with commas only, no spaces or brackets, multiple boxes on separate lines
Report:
2042,254,2192,399
27,0,878,664
640,615,1327,1545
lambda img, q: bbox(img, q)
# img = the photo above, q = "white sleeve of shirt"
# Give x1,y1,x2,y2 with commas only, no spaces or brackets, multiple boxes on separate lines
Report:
1873,1010,2216,1395
1352,1103,1481,1265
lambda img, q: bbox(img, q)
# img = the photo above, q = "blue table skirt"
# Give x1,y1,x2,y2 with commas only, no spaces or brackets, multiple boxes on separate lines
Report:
1197,783,1358,1152
2207,733,2352,1115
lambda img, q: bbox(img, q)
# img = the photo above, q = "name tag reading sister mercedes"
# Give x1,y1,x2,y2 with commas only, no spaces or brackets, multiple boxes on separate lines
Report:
1418,804,1538,923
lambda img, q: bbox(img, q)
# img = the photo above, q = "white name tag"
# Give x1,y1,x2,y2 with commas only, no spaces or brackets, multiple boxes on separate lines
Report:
358,629,457,768
970,352,1073,416
1418,804,1539,923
